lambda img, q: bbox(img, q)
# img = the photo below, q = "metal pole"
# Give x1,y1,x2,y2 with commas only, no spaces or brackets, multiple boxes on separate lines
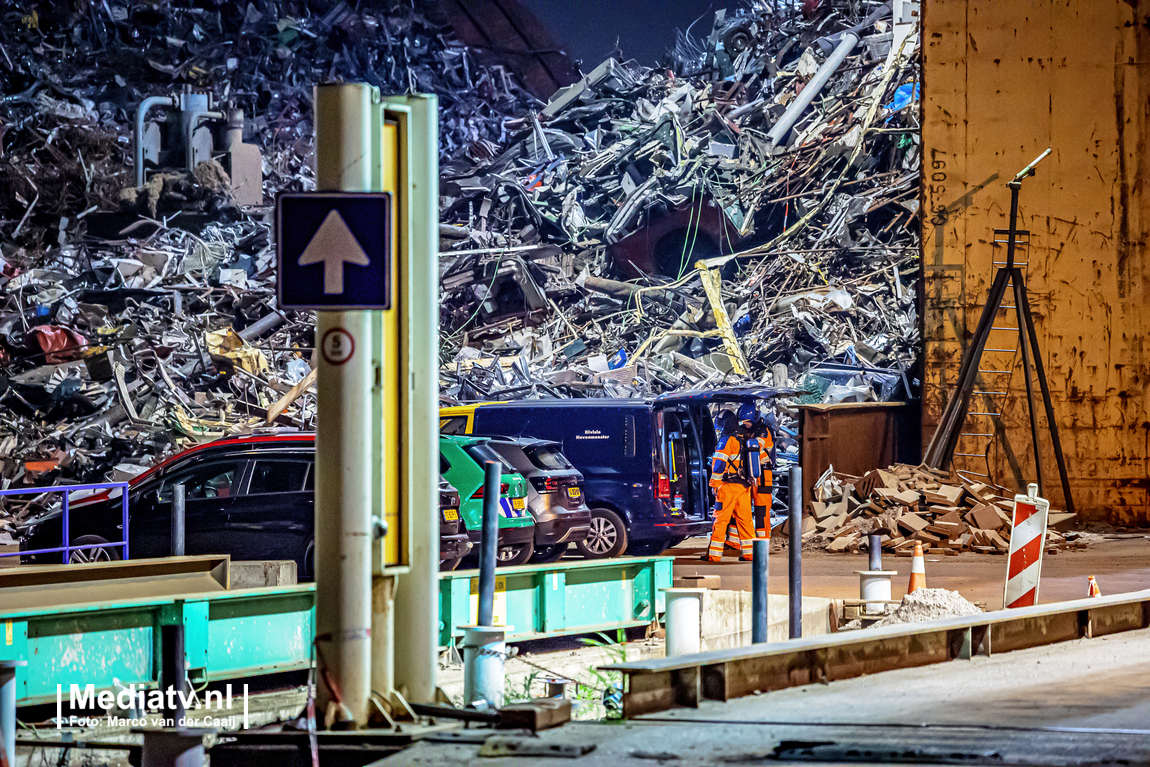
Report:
868,533,882,571
0,661,25,767
62,490,70,564
477,461,501,627
751,538,769,644
788,466,802,639
172,483,185,557
313,83,375,728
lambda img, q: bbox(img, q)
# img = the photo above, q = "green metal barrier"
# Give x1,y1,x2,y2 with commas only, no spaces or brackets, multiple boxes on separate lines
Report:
0,586,315,706
0,557,673,705
437,556,674,646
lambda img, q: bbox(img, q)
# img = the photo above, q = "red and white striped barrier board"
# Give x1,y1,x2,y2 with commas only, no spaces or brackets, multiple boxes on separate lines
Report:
1003,483,1050,609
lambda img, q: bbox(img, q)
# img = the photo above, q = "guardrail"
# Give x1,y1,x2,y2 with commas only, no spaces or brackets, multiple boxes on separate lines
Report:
0,482,129,564
603,588,1150,718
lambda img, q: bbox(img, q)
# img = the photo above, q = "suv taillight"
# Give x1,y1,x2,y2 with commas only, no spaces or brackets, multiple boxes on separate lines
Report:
655,473,671,500
530,476,560,493
471,482,509,500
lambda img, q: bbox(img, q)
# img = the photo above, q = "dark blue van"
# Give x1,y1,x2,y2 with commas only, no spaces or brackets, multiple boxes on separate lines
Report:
441,397,718,558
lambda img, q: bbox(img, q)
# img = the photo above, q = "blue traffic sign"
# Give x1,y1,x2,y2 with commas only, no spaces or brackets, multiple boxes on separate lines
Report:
276,192,392,310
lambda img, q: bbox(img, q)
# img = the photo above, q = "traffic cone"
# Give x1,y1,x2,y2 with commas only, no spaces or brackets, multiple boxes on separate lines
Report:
1087,575,1102,598
907,540,926,594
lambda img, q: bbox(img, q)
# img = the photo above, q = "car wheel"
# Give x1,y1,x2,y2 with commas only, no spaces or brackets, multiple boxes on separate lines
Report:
497,538,535,567
529,543,569,564
668,537,687,549
439,556,464,572
626,539,670,557
575,508,628,559
67,535,121,564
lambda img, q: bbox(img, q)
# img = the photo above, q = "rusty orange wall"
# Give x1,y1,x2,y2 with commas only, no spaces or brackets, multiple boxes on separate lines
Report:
922,0,1150,523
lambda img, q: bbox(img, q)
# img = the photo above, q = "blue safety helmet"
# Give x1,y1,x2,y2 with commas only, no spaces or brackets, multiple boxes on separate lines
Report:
715,410,736,435
737,402,758,424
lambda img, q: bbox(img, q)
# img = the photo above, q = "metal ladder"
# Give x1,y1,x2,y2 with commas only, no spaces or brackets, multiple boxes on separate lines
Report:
951,228,1029,493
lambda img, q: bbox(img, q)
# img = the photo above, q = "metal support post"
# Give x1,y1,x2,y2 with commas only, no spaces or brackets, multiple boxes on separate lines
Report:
477,461,501,627
313,83,375,728
161,620,187,722
463,461,507,708
387,94,441,705
0,661,26,767
751,538,769,644
868,533,882,571
788,466,802,639
171,483,185,557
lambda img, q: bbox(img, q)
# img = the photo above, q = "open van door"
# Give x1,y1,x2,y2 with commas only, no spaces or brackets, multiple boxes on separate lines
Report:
653,386,802,522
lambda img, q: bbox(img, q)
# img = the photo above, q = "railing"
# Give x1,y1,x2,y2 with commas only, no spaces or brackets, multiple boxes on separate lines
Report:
0,482,129,563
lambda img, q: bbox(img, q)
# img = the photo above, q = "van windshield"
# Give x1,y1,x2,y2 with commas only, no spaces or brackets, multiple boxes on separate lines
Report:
463,444,516,474
525,445,573,470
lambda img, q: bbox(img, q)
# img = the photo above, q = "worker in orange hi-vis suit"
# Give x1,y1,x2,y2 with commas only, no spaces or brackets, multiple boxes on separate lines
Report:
703,403,763,563
751,415,775,539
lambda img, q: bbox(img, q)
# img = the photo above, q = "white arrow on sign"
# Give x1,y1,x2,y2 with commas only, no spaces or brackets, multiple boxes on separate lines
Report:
297,210,370,294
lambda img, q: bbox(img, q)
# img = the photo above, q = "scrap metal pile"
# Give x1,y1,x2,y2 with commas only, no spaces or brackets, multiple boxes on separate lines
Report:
0,0,537,523
440,1,921,403
806,463,1082,555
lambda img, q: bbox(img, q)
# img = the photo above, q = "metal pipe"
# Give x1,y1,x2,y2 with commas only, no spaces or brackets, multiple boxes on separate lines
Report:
788,466,802,639
135,95,177,187
868,533,882,571
768,2,892,148
312,83,375,728
477,460,501,627
0,661,26,767
751,538,769,644
172,483,185,557
462,626,509,708
767,33,859,148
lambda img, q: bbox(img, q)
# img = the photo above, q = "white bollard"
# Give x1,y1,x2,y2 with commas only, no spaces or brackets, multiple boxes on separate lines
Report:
855,570,897,615
662,588,706,656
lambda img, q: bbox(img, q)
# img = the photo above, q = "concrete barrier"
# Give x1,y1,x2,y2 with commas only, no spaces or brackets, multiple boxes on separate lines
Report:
699,591,834,651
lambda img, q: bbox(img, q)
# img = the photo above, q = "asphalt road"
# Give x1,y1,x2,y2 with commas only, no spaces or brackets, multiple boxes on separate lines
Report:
668,534,1150,608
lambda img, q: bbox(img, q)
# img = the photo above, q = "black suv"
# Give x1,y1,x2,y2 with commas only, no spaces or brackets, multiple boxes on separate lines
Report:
21,432,470,577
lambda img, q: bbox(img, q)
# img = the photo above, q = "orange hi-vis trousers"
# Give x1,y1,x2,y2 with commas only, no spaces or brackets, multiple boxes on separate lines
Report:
726,472,772,546
708,482,755,561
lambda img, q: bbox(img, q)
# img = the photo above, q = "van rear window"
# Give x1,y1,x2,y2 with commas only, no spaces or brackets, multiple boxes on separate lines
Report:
526,445,573,470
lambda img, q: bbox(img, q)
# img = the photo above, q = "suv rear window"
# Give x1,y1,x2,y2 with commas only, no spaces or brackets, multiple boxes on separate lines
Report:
525,445,573,470
463,444,515,473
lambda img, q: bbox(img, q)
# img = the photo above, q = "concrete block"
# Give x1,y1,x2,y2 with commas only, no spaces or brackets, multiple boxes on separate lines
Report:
230,560,297,589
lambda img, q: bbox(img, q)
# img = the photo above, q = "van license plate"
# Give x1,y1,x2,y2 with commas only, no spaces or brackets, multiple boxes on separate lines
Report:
566,487,582,499
512,497,526,510
442,508,459,521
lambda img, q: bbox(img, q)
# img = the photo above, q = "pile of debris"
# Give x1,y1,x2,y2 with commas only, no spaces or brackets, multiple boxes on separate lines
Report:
806,464,1082,555
0,0,539,521
440,2,921,402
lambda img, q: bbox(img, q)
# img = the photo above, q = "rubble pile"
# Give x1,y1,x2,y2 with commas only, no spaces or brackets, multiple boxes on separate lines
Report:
872,588,982,627
0,0,538,527
440,2,921,402
806,464,1082,555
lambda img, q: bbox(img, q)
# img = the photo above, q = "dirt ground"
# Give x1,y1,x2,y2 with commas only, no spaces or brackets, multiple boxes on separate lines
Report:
670,534,1150,608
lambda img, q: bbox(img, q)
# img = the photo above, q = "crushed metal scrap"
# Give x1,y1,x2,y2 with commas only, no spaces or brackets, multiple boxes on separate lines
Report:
439,1,922,406
0,0,540,529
